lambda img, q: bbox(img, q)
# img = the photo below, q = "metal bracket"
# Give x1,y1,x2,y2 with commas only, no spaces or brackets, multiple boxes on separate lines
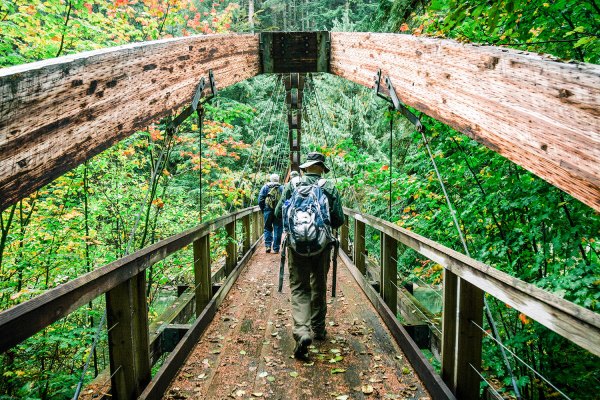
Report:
374,69,424,132
167,69,217,134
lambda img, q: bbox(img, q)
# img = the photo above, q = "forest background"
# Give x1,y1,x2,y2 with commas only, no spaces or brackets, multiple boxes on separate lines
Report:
0,0,598,399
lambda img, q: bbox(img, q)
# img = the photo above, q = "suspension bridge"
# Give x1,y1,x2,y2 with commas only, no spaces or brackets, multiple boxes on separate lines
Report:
0,31,598,400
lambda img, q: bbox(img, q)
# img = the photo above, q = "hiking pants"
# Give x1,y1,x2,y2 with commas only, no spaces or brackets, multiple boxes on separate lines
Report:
263,209,283,251
288,247,331,340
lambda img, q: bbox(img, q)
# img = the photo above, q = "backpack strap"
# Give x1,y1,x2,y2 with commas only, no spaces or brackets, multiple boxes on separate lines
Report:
317,178,327,187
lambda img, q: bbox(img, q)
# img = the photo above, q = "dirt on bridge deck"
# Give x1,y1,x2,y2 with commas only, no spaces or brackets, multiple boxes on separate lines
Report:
165,248,431,400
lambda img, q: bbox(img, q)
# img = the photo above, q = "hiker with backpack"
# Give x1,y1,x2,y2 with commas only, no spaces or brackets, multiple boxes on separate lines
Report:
274,152,344,360
257,173,284,253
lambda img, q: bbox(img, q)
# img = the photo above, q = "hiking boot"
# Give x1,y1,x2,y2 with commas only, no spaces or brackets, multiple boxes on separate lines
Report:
293,335,312,361
273,250,279,254
266,248,271,253
313,330,327,341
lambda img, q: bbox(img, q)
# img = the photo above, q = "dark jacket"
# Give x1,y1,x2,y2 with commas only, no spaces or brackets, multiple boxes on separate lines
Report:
258,182,282,211
274,173,344,229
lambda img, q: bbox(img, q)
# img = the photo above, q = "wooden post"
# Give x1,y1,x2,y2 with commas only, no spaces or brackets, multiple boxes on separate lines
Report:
225,220,237,275
354,219,366,275
253,211,261,242
455,278,484,399
106,272,151,400
340,216,349,254
441,269,458,391
242,214,251,253
193,234,211,316
381,233,397,315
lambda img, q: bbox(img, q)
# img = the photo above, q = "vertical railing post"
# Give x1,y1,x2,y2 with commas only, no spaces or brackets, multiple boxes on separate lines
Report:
354,219,366,275
455,279,484,399
242,214,251,253
106,272,151,399
340,215,349,254
380,233,397,315
225,218,237,275
193,234,211,316
441,269,458,391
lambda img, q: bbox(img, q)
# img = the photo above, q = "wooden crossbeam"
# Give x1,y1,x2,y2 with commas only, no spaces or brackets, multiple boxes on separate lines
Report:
0,34,260,211
331,32,600,211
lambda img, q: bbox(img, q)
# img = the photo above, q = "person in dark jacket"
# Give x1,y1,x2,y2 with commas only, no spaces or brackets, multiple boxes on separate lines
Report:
275,152,344,360
258,173,283,253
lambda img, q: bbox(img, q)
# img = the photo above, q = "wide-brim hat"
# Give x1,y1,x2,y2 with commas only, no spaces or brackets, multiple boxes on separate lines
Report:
299,152,330,173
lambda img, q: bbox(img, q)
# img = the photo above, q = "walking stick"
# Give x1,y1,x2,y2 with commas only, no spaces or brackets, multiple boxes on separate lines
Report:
331,238,339,297
278,236,288,292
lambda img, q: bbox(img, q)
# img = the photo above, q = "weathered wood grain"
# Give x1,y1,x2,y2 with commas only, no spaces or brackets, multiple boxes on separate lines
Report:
0,34,260,211
331,33,600,210
345,208,600,357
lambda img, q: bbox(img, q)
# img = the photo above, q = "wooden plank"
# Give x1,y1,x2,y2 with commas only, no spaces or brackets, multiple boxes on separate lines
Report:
0,206,258,353
106,272,151,400
139,235,261,400
331,33,600,211
339,250,456,400
455,278,484,399
193,234,211,317
353,218,366,274
381,233,398,315
0,34,260,212
441,269,458,391
344,208,600,357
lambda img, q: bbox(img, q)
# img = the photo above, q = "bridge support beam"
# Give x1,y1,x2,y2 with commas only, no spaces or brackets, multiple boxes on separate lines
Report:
441,271,484,399
193,234,211,316
380,233,398,315
106,272,151,400
284,73,305,172
242,214,251,253
340,216,349,254
225,220,237,276
353,219,366,275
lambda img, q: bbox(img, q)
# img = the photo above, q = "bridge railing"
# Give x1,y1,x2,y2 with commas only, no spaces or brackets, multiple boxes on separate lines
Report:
0,206,263,400
340,207,600,399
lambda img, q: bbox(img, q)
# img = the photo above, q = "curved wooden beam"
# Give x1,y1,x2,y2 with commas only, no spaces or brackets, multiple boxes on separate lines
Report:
331,32,600,211
0,34,260,211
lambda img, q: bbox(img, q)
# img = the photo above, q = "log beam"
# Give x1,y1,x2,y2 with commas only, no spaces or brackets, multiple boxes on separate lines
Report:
0,34,260,211
331,32,600,211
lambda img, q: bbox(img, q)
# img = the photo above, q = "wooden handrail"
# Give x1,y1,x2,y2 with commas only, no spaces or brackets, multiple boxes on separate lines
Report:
0,206,258,354
343,207,600,357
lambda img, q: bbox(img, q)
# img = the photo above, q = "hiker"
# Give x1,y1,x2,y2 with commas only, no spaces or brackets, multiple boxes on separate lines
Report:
275,152,344,360
258,173,283,253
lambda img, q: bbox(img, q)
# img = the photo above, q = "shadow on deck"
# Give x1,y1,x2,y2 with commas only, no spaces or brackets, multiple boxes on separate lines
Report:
165,249,430,400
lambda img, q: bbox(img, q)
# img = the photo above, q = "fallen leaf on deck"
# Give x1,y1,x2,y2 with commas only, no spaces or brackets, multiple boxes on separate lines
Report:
251,392,264,397
303,361,315,366
335,395,349,400
402,367,410,375
211,349,221,354
240,350,247,355
330,349,341,354
258,372,268,378
361,385,374,394
266,376,276,382
289,371,299,378
331,368,347,374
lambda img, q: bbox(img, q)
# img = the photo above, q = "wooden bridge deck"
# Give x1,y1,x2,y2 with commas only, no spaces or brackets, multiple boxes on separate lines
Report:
165,249,430,400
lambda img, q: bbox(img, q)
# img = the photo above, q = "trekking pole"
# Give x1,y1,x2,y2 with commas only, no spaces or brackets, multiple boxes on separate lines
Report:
278,236,288,292
331,238,339,297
